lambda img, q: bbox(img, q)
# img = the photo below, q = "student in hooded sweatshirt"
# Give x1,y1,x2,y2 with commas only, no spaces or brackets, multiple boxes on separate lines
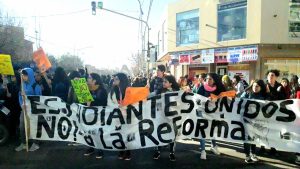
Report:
241,79,267,163
152,75,180,162
15,68,42,152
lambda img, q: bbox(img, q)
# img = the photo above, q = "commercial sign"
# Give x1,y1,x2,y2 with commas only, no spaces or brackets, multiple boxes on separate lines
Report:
179,54,190,65
227,47,242,63
241,45,258,62
190,52,202,64
214,48,228,63
201,49,214,64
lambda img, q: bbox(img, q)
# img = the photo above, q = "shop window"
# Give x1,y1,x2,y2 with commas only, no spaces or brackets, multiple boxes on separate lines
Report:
217,0,247,42
176,9,199,46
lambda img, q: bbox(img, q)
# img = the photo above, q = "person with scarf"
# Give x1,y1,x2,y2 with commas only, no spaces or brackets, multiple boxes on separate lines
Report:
197,73,225,160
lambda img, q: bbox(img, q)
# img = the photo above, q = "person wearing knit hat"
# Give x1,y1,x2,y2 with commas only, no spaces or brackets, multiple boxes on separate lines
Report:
222,75,234,91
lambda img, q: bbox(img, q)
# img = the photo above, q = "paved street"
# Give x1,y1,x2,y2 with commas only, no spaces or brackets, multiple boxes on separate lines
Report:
0,139,298,169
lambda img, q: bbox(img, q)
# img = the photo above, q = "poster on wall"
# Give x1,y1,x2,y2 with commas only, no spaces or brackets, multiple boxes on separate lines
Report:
201,49,214,64
289,0,300,37
190,52,202,64
227,47,242,63
228,70,250,83
179,54,190,65
214,48,228,63
241,45,258,62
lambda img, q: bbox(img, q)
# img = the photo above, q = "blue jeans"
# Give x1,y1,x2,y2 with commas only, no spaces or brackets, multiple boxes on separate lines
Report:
200,139,216,151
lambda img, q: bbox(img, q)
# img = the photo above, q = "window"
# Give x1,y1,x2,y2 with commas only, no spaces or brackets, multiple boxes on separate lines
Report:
217,0,247,42
289,0,300,37
176,9,199,46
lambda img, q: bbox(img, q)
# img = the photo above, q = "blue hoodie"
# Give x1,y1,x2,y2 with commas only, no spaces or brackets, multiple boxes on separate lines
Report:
19,68,42,105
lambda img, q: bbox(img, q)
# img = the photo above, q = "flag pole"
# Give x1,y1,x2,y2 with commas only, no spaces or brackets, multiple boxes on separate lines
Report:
20,73,30,152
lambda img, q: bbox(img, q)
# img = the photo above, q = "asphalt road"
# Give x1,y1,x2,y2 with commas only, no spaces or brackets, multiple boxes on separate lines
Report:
0,139,298,169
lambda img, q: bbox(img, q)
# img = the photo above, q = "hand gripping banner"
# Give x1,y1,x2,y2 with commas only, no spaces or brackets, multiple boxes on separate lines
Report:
24,92,300,152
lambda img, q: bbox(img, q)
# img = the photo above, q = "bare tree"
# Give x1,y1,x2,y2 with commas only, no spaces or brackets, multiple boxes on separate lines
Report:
0,10,26,61
130,52,145,76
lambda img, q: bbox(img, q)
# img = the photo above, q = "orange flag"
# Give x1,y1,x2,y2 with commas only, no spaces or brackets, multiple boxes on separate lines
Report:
33,47,51,72
210,90,236,100
121,87,150,106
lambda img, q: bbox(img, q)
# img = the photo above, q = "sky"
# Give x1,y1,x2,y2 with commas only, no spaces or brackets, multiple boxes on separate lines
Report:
0,0,178,69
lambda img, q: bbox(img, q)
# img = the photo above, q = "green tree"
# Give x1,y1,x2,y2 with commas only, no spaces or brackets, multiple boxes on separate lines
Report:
57,53,84,73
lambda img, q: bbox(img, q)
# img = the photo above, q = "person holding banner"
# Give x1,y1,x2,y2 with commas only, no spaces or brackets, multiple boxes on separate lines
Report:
197,73,225,160
153,75,180,162
83,73,108,159
108,73,131,160
6,72,22,140
241,79,267,163
15,68,42,152
260,69,286,156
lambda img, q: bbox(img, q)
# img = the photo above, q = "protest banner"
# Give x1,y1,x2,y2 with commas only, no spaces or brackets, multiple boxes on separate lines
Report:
71,78,94,103
24,92,300,153
33,48,52,72
0,54,14,75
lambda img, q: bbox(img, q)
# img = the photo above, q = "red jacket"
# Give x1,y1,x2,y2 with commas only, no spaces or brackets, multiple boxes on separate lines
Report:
297,90,300,99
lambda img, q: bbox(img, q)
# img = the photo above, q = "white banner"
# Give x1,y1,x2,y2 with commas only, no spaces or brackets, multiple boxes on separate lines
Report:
25,92,300,152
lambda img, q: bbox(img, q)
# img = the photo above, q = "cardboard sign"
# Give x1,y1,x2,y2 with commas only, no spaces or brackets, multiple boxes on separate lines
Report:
71,78,94,103
0,54,14,75
33,48,52,72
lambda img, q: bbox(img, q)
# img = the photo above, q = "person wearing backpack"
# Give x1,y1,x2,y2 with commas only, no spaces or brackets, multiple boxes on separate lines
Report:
15,68,42,152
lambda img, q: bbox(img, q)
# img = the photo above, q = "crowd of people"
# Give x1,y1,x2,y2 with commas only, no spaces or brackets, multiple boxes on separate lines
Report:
0,65,299,165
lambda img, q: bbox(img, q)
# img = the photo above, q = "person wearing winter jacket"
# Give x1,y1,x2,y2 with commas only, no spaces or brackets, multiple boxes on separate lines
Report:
240,79,267,163
15,68,42,152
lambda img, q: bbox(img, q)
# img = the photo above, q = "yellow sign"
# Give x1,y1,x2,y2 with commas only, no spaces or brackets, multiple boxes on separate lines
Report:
0,54,14,75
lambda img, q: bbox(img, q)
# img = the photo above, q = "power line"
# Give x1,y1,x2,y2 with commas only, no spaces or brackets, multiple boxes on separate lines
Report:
24,34,73,49
0,9,89,19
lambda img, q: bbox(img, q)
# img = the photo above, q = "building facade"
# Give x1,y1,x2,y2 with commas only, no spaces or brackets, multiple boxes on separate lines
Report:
156,0,300,83
0,25,33,63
